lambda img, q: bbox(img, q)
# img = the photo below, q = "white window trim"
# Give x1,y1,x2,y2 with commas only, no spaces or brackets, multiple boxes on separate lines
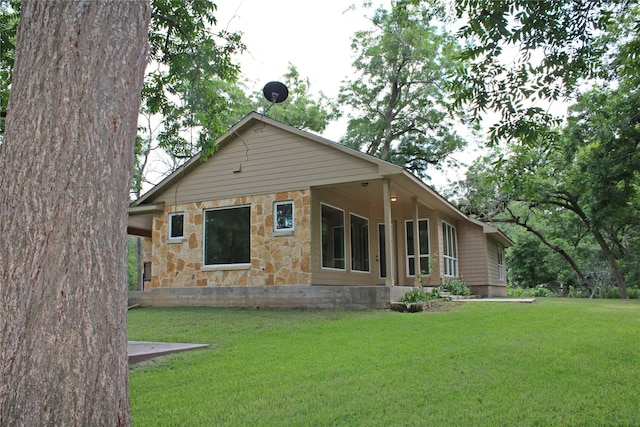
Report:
168,212,184,242
442,221,459,277
405,218,430,277
350,212,370,273
321,202,346,271
273,200,294,234
202,204,251,268
498,245,505,281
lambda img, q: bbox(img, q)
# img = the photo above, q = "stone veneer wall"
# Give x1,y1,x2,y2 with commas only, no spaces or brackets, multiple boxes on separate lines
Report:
149,190,311,289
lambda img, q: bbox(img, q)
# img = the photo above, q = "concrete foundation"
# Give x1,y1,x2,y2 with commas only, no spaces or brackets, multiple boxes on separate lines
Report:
129,285,391,309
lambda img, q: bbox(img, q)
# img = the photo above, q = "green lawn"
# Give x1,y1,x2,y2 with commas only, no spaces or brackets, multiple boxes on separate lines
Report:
128,299,640,426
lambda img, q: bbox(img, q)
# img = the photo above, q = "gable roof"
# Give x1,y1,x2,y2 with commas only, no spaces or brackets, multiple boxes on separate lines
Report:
468,217,515,247
130,112,516,242
133,113,470,218
132,112,404,207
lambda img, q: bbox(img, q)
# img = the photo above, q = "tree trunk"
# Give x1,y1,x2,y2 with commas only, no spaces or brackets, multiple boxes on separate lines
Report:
591,228,629,299
0,1,150,426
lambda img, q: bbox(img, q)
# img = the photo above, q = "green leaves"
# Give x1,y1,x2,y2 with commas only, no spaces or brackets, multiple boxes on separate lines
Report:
254,64,338,134
143,0,244,161
452,0,627,146
339,1,470,179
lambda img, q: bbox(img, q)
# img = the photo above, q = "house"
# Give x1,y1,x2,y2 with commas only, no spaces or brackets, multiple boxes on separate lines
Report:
127,112,512,308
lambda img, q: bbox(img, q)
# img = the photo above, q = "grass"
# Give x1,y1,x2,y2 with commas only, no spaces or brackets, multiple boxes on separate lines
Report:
128,299,640,426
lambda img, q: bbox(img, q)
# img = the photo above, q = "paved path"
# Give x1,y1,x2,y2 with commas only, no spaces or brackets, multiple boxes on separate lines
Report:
452,298,537,303
128,341,209,365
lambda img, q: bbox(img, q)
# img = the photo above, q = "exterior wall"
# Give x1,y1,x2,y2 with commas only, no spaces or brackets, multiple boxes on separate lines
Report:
151,125,381,206
311,187,381,286
457,221,489,287
148,190,311,289
457,222,508,297
130,285,390,309
310,186,447,288
486,237,508,291
143,237,152,263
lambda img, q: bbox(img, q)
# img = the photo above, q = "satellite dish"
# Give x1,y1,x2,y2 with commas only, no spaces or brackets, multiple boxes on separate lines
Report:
262,81,289,104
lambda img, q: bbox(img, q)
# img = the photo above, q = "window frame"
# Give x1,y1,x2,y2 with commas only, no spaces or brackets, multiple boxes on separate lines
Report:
273,200,294,234
405,218,430,277
321,203,346,271
350,213,370,273
168,212,184,241
442,221,459,277
203,205,251,268
497,245,505,281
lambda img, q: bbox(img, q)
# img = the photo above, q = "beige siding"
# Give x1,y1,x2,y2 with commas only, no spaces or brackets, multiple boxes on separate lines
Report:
311,187,380,286
151,125,381,205
310,187,450,287
457,221,489,287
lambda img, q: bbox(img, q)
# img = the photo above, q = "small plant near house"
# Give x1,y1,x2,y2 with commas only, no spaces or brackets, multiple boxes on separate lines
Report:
398,286,440,308
439,277,471,296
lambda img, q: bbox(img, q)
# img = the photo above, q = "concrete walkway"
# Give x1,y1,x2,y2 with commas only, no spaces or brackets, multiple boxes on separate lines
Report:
128,341,209,365
452,298,537,303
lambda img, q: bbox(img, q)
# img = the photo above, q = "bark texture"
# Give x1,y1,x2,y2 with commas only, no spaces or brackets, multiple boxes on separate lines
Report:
0,1,150,426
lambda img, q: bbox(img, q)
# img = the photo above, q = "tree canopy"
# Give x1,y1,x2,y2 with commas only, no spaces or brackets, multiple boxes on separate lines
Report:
450,0,640,297
339,0,472,179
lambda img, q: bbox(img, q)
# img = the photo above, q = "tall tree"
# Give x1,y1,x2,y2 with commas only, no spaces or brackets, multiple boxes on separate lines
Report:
451,0,640,298
339,0,470,179
0,1,149,425
132,0,245,196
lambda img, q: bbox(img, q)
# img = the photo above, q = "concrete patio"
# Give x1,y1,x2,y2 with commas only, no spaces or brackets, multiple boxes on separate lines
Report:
128,341,209,365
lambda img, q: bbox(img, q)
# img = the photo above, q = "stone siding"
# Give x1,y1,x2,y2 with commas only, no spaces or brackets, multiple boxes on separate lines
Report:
149,190,311,289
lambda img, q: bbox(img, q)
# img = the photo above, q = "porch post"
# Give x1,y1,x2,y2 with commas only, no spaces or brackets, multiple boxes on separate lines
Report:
412,197,421,287
382,180,395,286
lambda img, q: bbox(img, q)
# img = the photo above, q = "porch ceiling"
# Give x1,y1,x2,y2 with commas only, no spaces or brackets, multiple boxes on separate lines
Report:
316,176,464,218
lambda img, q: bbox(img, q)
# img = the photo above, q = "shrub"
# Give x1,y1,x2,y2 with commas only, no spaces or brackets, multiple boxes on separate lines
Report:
597,286,640,299
507,286,555,298
440,278,471,296
398,287,440,306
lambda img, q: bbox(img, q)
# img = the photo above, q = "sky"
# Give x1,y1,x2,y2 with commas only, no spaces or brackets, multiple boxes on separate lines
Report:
215,0,371,141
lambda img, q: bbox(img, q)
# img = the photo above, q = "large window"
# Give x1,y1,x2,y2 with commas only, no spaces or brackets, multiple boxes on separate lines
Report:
406,219,430,276
350,214,369,272
204,206,250,266
168,212,184,240
442,221,458,277
321,204,345,269
497,245,505,281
